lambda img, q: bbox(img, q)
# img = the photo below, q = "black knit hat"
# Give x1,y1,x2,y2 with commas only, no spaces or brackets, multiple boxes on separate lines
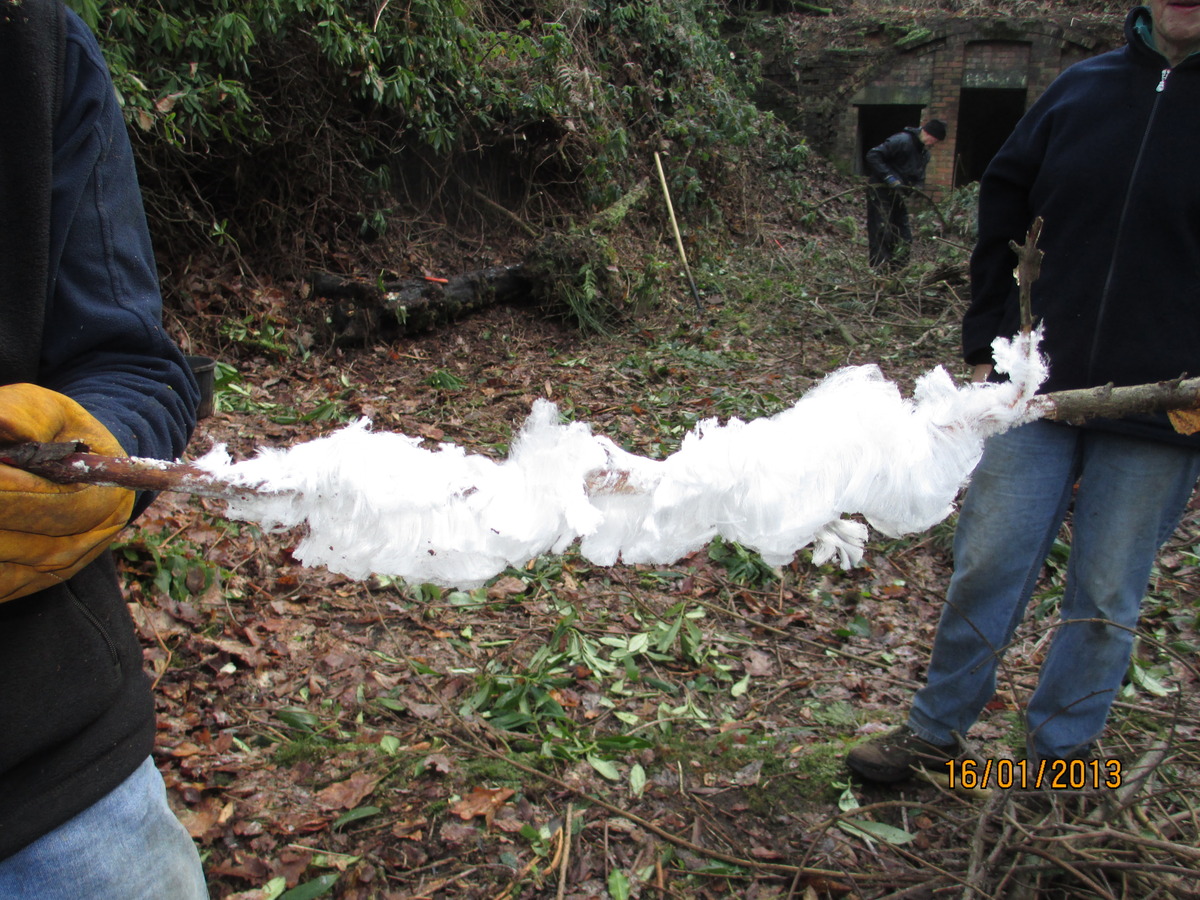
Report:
923,119,948,141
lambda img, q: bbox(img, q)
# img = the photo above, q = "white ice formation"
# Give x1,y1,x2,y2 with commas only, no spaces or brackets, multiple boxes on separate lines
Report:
196,329,1048,588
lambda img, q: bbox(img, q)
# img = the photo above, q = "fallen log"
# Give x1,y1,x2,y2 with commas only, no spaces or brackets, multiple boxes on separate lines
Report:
312,265,533,346
314,179,653,344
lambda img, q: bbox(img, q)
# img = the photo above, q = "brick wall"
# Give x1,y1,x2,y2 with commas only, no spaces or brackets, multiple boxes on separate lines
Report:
758,17,1120,196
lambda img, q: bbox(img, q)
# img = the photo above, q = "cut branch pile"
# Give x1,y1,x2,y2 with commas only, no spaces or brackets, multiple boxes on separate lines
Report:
829,736,1200,898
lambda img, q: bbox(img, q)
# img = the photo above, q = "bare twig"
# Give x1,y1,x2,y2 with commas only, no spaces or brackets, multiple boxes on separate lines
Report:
1007,216,1044,335
1036,375,1200,424
557,804,574,900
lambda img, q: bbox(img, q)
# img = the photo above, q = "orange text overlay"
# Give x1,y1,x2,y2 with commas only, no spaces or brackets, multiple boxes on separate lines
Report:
944,758,1122,791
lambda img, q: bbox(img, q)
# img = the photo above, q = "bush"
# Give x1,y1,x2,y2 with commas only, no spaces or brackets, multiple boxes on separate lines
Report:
66,0,809,290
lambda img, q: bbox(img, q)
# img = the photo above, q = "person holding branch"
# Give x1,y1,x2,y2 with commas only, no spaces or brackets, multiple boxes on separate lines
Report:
849,1,1200,782
0,1,206,895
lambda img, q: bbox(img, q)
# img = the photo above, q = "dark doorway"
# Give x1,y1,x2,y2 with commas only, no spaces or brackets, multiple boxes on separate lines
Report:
857,104,924,177
954,88,1027,185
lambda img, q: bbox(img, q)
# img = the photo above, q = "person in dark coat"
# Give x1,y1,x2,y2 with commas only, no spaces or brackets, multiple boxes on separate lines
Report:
865,118,947,269
848,1,1200,783
0,1,207,895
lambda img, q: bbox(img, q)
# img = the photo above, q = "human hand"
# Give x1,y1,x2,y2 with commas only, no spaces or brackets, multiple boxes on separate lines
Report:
885,175,903,188
0,383,134,602
970,364,994,383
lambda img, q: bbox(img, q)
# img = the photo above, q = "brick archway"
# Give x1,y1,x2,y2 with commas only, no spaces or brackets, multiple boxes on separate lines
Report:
848,22,1109,196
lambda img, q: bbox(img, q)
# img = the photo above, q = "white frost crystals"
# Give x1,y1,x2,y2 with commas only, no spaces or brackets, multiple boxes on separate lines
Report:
195,328,1048,588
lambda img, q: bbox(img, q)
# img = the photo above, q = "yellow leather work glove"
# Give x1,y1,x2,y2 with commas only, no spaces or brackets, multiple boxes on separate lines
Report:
0,383,135,603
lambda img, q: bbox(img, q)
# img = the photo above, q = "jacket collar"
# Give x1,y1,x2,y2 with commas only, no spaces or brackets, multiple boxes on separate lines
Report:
1129,5,1200,65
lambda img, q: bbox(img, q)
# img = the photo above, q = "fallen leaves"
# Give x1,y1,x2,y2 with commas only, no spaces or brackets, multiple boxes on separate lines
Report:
178,795,236,841
450,786,516,826
315,772,381,811
1169,406,1200,434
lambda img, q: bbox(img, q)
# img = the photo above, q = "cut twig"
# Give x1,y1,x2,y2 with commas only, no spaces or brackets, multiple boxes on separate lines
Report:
0,439,646,501
1008,216,1044,335
0,442,266,500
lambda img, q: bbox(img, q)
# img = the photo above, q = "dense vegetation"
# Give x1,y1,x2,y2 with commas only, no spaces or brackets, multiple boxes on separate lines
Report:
64,0,818,287
61,0,1128,312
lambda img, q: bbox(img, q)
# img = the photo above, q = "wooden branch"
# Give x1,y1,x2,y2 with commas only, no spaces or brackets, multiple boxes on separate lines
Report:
0,443,268,500
997,217,1200,429
7,374,1200,501
1007,216,1043,335
1037,375,1200,425
900,185,951,234
456,176,538,238
811,300,859,347
588,176,650,233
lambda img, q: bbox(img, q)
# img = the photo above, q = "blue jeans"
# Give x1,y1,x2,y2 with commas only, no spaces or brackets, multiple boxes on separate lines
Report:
0,757,207,899
909,421,1200,759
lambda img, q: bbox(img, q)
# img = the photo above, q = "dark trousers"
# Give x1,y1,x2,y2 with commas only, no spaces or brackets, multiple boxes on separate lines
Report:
866,185,912,269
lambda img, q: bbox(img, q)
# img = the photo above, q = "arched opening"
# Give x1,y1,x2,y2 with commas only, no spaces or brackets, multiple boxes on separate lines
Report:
954,88,1027,185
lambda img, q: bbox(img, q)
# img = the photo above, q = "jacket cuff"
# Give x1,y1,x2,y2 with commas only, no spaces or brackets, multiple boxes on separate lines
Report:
964,346,995,366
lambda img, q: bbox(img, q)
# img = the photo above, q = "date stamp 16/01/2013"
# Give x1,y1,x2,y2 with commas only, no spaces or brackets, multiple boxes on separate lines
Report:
943,758,1122,791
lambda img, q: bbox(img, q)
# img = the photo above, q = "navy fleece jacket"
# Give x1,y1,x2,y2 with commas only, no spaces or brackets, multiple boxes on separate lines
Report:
0,2,198,861
964,6,1200,447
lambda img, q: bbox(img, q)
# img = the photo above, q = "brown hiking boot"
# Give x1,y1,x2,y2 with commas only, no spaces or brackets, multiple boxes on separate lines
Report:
847,725,957,783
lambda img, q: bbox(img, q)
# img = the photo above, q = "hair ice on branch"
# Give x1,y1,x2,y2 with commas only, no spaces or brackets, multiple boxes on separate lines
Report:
195,328,1047,588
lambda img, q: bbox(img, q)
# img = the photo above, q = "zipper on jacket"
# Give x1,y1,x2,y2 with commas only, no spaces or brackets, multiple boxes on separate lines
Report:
1087,74,1167,382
